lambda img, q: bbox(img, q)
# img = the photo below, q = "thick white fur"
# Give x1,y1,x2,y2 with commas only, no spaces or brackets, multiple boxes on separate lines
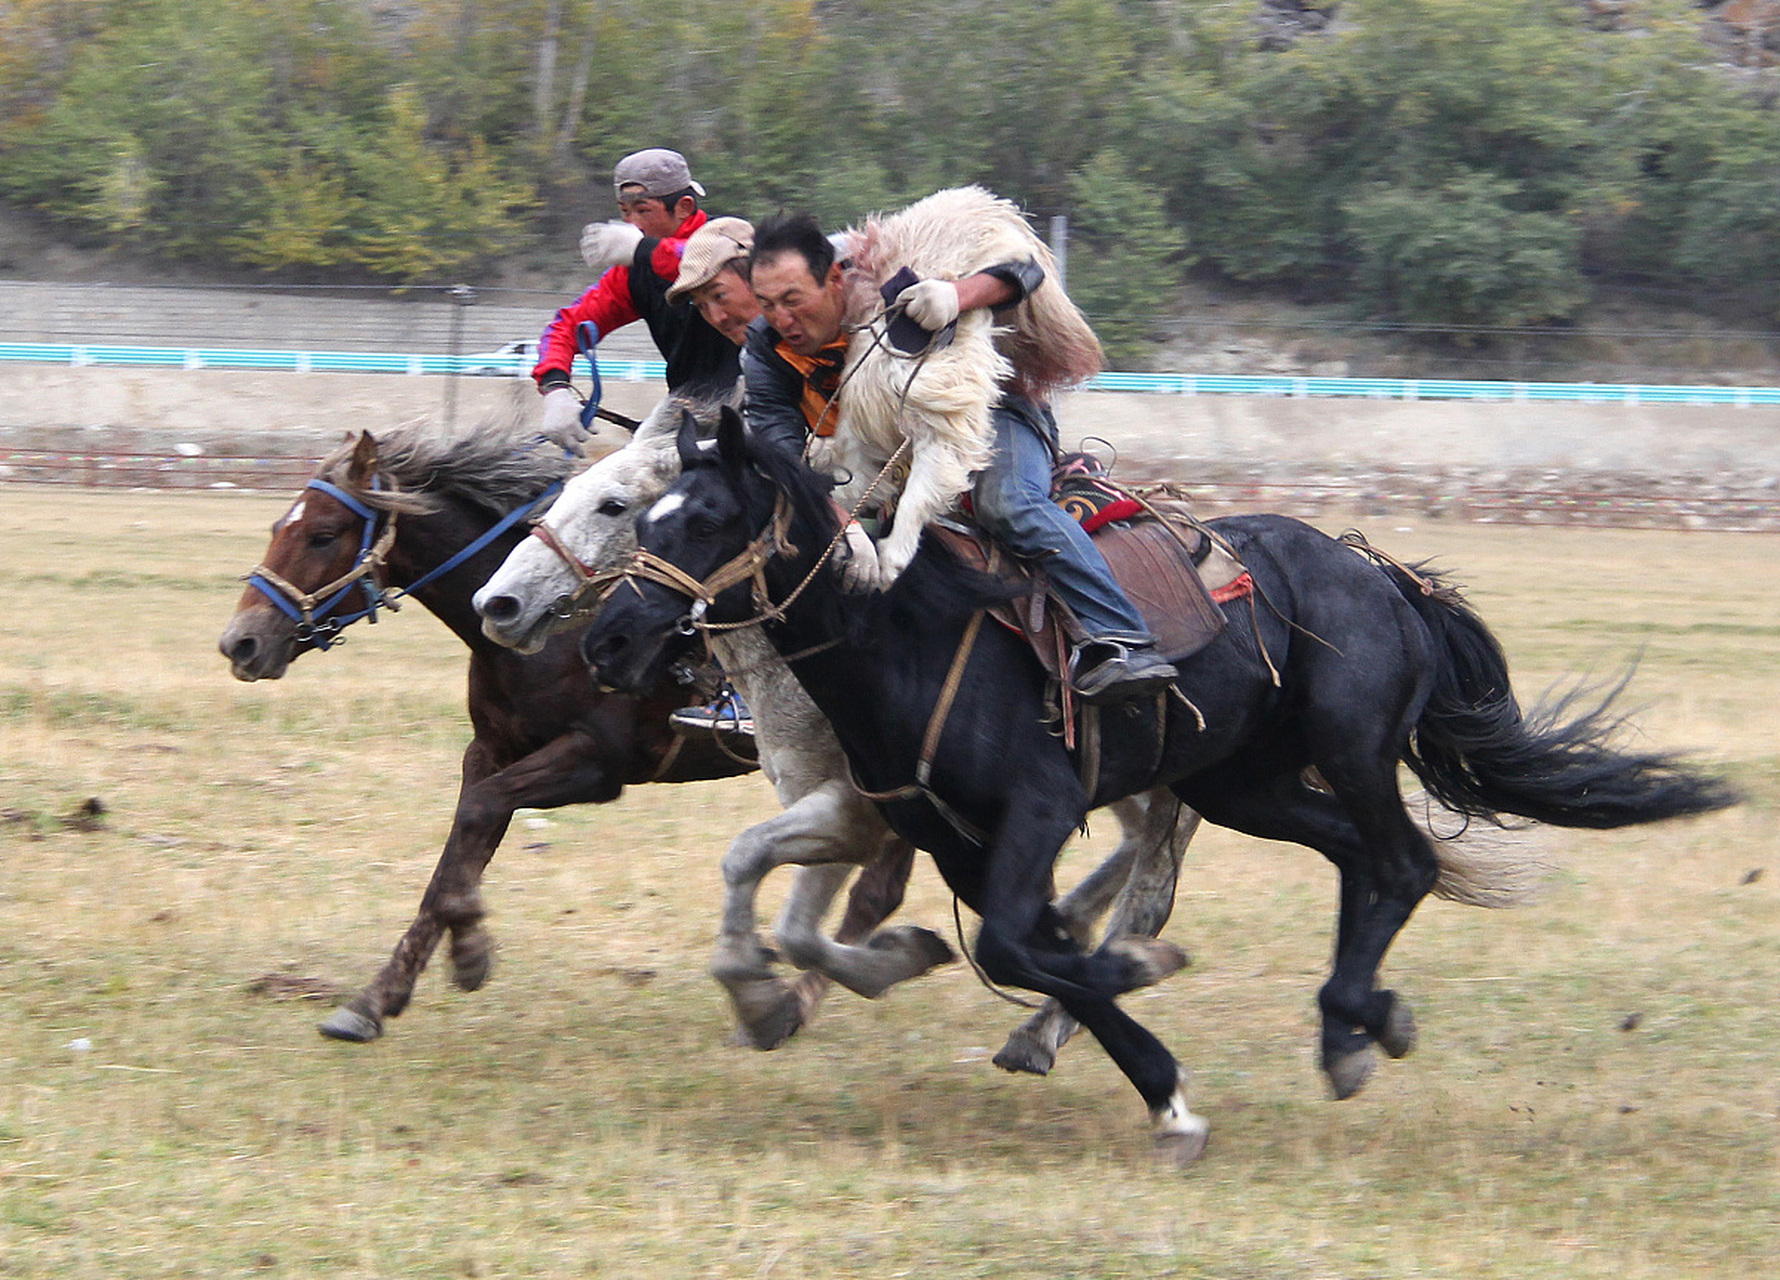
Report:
826,186,1104,587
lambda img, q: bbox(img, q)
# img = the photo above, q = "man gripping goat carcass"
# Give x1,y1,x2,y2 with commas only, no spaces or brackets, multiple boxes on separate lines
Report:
741,189,1176,702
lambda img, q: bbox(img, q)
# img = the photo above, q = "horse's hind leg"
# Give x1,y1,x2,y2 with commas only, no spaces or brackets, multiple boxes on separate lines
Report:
996,791,1200,1076
1178,759,1436,1099
320,731,617,1043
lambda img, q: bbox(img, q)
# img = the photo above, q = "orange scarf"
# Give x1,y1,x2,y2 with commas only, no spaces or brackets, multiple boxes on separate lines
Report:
773,337,850,437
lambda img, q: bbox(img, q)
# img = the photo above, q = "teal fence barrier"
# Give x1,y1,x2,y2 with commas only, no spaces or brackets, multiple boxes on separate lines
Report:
4,341,1780,405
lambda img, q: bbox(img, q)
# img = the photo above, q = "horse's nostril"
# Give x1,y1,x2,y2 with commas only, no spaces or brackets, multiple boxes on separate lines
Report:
226,635,258,664
479,594,521,625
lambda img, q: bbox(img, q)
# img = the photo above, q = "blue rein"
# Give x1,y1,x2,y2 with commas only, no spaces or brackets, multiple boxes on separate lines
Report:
247,473,564,650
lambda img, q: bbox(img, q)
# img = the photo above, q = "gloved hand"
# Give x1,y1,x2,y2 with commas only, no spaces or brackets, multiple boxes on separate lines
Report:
539,386,590,450
833,520,885,594
580,221,645,273
894,278,960,332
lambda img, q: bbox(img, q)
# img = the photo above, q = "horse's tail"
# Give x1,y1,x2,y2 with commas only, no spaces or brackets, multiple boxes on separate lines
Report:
1381,563,1739,829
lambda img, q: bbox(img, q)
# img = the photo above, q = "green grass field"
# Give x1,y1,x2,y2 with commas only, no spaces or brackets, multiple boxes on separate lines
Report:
1,485,1775,1278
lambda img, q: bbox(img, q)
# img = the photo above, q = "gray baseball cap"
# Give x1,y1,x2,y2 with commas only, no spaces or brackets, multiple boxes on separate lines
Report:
613,149,706,201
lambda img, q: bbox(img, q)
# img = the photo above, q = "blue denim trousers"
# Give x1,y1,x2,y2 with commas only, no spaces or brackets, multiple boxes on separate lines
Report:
970,396,1154,645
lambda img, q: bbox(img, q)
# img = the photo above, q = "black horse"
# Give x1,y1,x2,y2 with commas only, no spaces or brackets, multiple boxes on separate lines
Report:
580,407,1738,1164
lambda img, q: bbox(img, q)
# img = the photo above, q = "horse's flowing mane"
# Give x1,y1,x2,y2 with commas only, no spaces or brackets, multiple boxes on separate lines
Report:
740,432,1019,646
316,408,577,517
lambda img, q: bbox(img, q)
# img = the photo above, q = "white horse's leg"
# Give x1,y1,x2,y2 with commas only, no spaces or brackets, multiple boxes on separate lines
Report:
773,825,954,998
996,791,1201,1076
710,780,953,1046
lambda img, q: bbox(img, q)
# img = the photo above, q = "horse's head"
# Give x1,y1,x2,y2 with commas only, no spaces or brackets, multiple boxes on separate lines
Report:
476,393,714,653
218,432,392,680
579,404,783,693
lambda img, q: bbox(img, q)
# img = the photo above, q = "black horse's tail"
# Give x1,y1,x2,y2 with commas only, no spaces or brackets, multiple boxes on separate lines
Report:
1380,562,1739,829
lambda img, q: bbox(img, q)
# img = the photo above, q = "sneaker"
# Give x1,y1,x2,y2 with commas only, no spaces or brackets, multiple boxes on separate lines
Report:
670,691,754,737
1069,641,1178,704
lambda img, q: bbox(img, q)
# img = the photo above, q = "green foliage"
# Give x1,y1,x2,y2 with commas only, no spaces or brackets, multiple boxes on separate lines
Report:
1064,149,1191,363
0,0,1777,336
1345,171,1585,327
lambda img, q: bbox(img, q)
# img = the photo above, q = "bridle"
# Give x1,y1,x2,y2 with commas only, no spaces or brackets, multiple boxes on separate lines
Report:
245,473,562,649
566,492,802,639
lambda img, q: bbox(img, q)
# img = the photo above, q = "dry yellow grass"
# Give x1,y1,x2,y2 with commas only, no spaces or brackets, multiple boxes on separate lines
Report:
1,485,1775,1278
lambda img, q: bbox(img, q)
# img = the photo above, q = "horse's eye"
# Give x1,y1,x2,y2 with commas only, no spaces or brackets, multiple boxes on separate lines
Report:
307,531,339,549
598,499,628,517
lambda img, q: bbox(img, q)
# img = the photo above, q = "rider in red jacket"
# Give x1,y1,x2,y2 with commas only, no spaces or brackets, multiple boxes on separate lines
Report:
532,149,740,446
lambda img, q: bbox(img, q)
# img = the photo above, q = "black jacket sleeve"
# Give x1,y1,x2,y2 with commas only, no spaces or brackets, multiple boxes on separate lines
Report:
739,318,810,459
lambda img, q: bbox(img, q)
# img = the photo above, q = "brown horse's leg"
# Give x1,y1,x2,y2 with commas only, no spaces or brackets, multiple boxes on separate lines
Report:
320,731,619,1042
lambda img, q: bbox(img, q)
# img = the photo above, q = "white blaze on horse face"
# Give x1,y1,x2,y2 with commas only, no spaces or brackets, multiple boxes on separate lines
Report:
281,499,306,528
645,492,686,525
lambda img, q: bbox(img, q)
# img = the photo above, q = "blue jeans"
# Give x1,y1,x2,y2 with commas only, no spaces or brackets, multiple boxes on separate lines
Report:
971,396,1154,645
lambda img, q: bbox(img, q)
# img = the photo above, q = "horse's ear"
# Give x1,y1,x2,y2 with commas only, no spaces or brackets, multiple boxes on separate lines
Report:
716,405,747,476
675,409,703,469
346,432,379,486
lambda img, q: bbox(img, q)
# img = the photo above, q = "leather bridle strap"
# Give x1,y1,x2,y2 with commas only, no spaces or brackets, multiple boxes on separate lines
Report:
245,478,399,647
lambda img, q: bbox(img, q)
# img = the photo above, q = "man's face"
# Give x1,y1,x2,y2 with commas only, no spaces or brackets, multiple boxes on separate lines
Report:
689,267,761,346
751,252,846,356
617,192,681,239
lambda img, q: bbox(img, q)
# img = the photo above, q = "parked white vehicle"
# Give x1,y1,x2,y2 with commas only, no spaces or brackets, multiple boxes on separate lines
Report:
459,339,538,376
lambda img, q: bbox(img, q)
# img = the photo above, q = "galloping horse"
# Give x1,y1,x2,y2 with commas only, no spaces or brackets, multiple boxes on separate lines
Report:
579,407,1738,1164
474,394,1201,1068
217,412,914,1044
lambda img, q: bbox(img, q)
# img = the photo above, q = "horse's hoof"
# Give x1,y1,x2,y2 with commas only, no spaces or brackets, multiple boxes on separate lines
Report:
450,934,495,993
1154,1125,1210,1169
1324,1047,1377,1100
710,938,777,987
1102,937,1191,991
1377,993,1416,1059
991,1029,1056,1077
1150,1080,1210,1168
725,978,807,1050
318,1005,383,1043
867,924,957,971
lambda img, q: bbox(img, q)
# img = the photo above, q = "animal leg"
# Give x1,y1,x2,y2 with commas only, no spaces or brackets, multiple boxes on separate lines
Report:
1178,756,1435,1100
965,789,1202,1161
870,433,980,586
776,837,921,1039
712,781,952,1045
319,730,618,1043
996,791,1199,1076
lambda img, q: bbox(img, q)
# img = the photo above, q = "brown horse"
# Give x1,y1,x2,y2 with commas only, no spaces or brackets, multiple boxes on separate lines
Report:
218,412,915,1043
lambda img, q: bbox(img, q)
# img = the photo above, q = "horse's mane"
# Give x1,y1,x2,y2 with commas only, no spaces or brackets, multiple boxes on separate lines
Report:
316,407,576,517
741,432,1020,648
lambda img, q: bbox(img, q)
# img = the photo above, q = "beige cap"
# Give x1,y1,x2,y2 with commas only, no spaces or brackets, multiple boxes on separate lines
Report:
666,217,755,303
613,148,706,200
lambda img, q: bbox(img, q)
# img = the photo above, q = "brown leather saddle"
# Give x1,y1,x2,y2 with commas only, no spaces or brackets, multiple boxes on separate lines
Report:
929,498,1251,685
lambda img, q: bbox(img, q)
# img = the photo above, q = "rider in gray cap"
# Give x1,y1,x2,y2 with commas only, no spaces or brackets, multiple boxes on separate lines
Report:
532,148,737,447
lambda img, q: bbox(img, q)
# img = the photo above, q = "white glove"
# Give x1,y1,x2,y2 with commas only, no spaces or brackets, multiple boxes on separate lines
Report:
834,520,885,594
539,387,590,449
580,221,644,273
895,278,960,332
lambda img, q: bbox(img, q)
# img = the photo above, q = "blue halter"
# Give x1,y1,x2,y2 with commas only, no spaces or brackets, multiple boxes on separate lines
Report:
246,473,564,650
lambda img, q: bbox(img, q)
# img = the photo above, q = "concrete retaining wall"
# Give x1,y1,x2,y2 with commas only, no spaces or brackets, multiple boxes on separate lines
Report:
3,365,1777,528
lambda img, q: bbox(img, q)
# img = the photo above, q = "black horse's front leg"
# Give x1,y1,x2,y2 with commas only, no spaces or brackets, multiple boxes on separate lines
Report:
319,731,619,1042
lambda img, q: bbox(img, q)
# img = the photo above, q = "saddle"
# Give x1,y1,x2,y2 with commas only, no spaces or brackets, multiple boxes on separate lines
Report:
931,470,1252,685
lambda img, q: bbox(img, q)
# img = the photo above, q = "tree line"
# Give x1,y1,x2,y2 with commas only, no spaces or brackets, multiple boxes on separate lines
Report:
2,0,1776,357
